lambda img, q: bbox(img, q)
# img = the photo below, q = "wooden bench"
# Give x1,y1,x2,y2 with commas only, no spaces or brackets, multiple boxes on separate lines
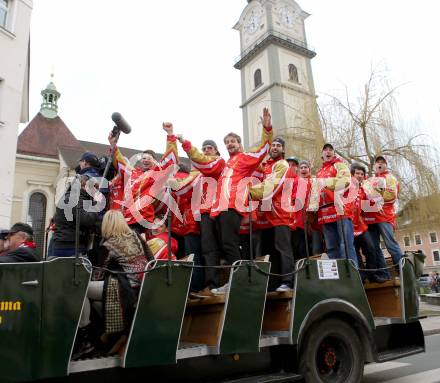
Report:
364,278,402,318
181,294,227,347
262,290,294,332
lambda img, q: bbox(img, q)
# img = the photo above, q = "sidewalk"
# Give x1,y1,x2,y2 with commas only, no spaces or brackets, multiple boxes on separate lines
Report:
420,300,440,336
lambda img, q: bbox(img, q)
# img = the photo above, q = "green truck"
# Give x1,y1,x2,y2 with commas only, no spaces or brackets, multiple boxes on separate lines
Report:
0,254,424,382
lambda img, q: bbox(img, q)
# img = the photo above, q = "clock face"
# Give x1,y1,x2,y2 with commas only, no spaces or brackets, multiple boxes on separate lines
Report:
279,5,298,28
244,8,263,35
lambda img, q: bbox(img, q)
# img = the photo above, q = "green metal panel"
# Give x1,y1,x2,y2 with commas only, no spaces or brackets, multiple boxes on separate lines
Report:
37,257,90,380
292,259,375,345
401,258,419,321
123,261,193,368
0,263,43,381
219,261,270,354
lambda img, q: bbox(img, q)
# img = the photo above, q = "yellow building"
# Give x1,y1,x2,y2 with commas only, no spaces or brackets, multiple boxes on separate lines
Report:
12,79,142,257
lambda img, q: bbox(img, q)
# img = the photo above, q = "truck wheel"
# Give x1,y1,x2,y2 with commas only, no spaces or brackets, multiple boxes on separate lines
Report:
299,318,364,383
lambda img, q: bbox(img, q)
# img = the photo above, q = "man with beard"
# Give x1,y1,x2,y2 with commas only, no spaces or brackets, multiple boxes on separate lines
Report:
250,137,295,292
308,143,358,265
209,108,273,294
108,124,178,233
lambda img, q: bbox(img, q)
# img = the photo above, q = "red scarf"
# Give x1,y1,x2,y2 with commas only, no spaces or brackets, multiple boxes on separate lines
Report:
22,241,37,249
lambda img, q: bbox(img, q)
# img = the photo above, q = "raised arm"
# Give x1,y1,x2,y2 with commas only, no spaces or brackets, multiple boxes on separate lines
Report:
178,136,225,177
243,107,273,167
108,131,133,180
159,122,179,169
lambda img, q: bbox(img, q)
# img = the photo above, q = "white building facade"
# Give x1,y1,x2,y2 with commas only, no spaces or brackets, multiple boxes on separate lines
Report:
234,0,322,160
0,0,32,227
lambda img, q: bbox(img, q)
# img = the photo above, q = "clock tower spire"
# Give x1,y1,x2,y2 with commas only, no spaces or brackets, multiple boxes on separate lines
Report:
234,0,323,161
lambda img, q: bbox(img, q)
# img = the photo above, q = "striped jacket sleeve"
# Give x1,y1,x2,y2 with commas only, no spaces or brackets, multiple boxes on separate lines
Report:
242,125,273,168
250,160,288,200
159,135,179,168
182,140,225,177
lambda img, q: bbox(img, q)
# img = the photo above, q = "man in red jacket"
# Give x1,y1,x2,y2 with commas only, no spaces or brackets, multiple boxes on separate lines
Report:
108,124,178,233
351,163,389,282
250,137,295,292
363,156,403,274
308,143,358,265
178,136,226,294
210,108,273,294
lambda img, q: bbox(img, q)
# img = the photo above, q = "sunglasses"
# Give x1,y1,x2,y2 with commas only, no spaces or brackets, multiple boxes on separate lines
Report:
202,146,215,151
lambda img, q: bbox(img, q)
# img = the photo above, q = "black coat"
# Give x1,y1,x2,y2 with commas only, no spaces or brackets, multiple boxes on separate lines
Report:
53,188,101,249
0,246,39,263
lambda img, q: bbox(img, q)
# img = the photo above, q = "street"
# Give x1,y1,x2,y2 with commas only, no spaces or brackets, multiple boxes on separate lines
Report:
362,334,440,382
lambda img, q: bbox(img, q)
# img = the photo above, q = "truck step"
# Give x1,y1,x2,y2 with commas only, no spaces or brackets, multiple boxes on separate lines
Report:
377,345,425,362
220,372,302,383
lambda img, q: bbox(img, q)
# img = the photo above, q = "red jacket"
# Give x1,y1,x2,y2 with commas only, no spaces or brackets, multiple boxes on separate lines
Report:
147,232,178,260
352,182,368,236
170,171,201,236
112,135,178,225
211,126,273,217
250,157,295,229
363,171,399,227
182,140,225,215
295,176,312,230
309,157,352,225
109,174,124,211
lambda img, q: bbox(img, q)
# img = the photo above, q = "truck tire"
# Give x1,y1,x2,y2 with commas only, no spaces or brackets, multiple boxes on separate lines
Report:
299,317,364,383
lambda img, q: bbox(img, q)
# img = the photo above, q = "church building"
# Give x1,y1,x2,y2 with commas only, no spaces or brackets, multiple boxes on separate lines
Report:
11,78,143,257
234,0,323,160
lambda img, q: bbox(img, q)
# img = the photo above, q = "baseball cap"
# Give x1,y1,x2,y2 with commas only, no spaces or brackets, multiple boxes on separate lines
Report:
286,156,299,165
322,143,334,150
8,222,33,237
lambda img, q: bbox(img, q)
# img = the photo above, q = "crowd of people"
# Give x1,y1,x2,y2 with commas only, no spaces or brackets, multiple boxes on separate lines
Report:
0,107,406,358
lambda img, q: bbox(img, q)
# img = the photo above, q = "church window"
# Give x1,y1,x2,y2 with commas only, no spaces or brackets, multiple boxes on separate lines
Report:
254,69,262,89
0,0,8,29
49,94,53,103
288,64,299,83
28,192,47,258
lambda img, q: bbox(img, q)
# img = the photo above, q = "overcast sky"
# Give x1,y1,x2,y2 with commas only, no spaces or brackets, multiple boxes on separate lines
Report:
26,0,440,158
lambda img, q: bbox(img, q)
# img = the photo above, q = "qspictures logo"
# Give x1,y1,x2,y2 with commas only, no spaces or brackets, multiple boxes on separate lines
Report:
0,301,22,325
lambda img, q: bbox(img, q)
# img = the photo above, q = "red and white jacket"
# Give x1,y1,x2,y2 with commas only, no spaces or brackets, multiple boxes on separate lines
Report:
352,181,368,237
308,157,352,225
147,232,178,260
294,176,312,230
363,171,399,227
169,170,201,237
211,126,273,217
181,140,225,215
250,157,296,229
112,135,178,225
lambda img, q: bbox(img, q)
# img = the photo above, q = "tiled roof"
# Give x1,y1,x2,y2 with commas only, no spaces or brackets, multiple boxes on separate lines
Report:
17,113,84,158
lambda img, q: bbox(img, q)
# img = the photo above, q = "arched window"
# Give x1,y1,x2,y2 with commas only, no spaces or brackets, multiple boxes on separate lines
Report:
254,69,262,89
288,64,299,83
49,94,53,103
28,192,47,258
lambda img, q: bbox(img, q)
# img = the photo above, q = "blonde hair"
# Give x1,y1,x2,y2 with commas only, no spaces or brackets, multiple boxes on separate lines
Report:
101,210,132,239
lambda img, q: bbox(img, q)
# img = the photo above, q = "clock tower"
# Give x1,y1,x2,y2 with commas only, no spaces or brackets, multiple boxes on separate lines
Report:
234,0,323,160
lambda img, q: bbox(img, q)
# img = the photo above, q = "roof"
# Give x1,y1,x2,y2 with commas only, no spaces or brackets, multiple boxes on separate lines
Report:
17,112,190,169
17,113,83,158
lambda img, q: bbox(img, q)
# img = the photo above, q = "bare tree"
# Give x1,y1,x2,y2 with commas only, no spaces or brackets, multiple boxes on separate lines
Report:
319,64,440,207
